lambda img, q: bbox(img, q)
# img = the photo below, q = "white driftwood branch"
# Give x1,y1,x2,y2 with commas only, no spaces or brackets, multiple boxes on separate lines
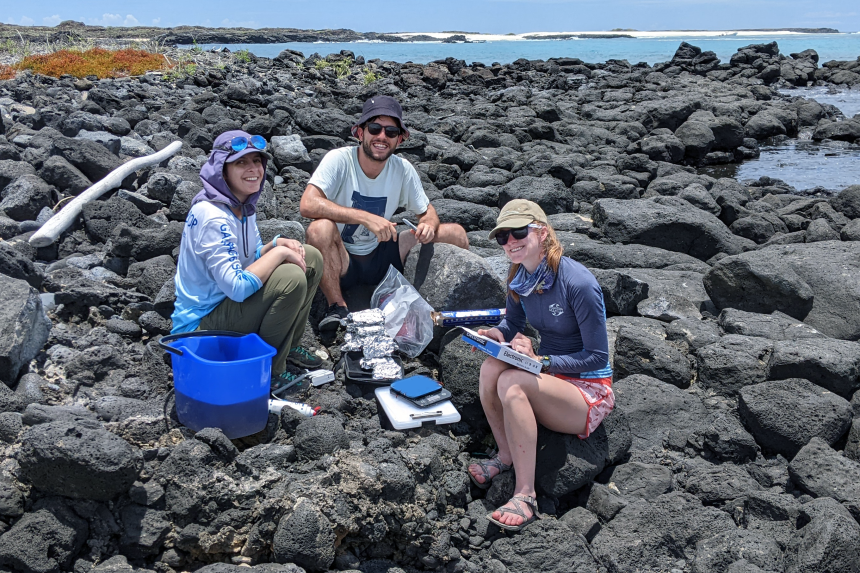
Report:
29,141,184,248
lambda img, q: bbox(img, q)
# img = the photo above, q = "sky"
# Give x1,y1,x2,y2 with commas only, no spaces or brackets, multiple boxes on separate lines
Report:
3,0,859,34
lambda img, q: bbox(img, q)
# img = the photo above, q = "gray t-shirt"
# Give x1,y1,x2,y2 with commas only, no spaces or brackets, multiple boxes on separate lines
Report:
308,146,429,255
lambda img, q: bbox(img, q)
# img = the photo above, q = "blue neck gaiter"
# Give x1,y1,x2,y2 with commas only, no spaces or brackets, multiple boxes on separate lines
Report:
509,257,556,297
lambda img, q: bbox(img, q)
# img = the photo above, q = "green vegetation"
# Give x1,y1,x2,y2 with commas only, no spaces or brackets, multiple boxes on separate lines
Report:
362,66,380,85
162,62,197,81
0,35,33,58
313,56,353,79
331,57,352,78
234,49,252,63
162,50,199,81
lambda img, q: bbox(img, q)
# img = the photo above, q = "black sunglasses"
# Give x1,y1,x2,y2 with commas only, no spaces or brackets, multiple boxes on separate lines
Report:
495,224,540,246
365,122,402,138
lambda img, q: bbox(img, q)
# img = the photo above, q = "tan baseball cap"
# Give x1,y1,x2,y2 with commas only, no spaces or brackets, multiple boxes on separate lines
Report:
488,199,549,239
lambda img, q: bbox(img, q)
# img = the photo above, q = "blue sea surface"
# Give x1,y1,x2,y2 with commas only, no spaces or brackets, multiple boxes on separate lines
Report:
195,33,860,65
700,140,860,192
780,86,860,118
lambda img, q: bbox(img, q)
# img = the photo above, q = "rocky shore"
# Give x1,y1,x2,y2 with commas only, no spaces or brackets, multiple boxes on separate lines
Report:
0,21,845,48
0,21,475,46
0,38,859,573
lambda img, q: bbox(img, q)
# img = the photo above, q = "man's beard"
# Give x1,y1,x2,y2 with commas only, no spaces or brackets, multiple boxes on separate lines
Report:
361,137,395,162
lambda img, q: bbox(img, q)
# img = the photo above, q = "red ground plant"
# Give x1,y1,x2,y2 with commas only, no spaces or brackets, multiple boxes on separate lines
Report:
2,47,171,80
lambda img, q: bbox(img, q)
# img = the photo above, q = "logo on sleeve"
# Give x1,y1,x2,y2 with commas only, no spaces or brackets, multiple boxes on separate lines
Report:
549,303,564,317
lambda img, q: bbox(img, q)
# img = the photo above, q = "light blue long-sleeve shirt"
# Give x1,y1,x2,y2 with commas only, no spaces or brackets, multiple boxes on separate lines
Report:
171,201,264,333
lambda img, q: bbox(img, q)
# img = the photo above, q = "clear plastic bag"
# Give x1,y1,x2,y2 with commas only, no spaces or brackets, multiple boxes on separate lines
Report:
370,265,434,358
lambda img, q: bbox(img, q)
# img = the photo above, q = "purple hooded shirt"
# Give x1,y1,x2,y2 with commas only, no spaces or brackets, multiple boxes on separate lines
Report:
193,129,270,216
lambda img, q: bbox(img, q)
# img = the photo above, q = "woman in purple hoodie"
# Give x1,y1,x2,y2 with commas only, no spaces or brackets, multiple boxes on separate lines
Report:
171,130,324,388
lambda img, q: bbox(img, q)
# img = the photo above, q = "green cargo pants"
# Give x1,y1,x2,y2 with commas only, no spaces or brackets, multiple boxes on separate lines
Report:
199,245,323,375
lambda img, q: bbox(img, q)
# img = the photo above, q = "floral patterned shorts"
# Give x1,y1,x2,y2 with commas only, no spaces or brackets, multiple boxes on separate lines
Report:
556,375,614,439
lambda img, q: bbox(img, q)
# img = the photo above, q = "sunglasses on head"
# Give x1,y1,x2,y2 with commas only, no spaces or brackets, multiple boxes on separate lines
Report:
495,223,542,246
216,135,267,153
365,122,402,138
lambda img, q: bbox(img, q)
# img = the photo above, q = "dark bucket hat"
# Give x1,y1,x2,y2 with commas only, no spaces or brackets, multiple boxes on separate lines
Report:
351,95,410,140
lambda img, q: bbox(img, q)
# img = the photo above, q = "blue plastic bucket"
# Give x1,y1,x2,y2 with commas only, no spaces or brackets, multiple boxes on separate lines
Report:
159,331,276,439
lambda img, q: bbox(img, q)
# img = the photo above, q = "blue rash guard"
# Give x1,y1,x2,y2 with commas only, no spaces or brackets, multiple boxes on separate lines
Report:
170,201,264,334
495,257,612,378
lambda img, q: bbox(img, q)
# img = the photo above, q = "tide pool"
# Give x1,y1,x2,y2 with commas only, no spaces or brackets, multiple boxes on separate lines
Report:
701,140,860,192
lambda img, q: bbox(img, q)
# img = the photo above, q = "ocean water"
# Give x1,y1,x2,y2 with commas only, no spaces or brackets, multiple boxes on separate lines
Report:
701,89,860,190
700,140,860,191
197,33,860,65
780,86,860,118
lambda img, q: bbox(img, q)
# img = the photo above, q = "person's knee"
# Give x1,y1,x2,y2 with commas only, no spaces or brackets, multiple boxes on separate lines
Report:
436,223,469,249
398,229,418,252
480,357,504,377
269,264,309,296
497,371,528,403
305,219,338,246
479,362,500,393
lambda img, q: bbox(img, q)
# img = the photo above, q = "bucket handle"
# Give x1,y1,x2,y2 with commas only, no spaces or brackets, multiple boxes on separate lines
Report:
158,330,247,357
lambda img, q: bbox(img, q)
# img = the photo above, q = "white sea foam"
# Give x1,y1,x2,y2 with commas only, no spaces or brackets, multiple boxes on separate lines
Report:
393,29,823,42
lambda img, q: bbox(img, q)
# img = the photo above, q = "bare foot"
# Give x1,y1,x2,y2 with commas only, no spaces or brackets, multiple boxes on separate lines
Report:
491,494,536,527
467,455,512,485
468,462,499,485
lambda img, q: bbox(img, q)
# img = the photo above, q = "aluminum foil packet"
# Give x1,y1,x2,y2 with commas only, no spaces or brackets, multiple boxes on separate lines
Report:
340,309,399,362
344,308,385,327
347,324,386,337
359,357,403,380
362,336,398,359
341,333,364,352
360,357,388,370
342,333,391,353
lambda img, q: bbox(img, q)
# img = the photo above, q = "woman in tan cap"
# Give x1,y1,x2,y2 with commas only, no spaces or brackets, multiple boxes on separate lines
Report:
467,199,614,531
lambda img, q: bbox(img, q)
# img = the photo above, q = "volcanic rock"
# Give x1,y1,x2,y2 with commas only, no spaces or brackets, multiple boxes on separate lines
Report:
592,197,751,260
739,378,852,457
612,374,707,451
17,421,143,501
704,241,860,340
0,275,51,383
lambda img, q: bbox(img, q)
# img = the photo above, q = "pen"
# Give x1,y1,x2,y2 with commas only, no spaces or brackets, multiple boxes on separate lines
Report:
410,410,443,419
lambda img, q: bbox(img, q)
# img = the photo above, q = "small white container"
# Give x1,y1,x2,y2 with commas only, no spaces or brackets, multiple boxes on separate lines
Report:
374,387,461,430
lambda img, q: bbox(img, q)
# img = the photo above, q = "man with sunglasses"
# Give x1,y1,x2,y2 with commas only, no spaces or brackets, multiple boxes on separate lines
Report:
301,95,469,331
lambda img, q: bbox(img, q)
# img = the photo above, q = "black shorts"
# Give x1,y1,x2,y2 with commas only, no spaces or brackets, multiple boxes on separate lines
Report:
340,240,404,289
